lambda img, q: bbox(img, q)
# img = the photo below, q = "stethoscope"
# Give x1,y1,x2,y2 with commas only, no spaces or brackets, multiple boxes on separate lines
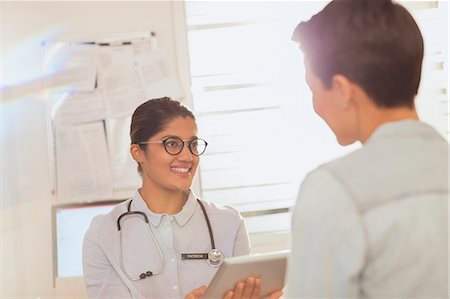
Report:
117,198,224,281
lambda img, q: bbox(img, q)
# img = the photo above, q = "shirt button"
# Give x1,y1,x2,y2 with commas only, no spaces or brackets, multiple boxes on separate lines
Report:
173,285,178,290
171,257,175,262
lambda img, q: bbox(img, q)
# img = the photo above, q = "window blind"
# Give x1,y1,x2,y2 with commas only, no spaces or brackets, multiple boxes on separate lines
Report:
404,1,449,140
184,1,448,234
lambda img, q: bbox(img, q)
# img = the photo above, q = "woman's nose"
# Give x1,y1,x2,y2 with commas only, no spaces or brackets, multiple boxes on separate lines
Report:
177,144,194,161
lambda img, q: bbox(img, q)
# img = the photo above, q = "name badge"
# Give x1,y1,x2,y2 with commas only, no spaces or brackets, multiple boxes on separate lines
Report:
181,253,208,260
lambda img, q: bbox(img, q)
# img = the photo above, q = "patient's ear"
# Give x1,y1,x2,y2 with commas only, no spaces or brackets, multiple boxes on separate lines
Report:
331,74,354,109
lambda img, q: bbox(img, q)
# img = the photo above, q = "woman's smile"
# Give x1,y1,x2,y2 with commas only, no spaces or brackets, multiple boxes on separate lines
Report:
170,165,192,177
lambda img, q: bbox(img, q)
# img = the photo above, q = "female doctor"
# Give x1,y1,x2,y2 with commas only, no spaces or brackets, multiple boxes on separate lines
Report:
82,97,251,299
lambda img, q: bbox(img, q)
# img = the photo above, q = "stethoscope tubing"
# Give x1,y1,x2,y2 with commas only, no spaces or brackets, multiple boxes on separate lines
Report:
116,197,221,280
197,198,216,249
118,201,165,280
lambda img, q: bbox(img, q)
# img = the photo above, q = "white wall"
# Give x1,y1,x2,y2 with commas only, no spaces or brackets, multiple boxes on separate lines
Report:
1,2,188,297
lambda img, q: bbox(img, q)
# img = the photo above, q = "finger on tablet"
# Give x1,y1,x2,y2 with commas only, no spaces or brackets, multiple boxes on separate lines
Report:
232,281,245,299
265,288,283,299
224,290,234,299
251,278,261,299
242,277,255,298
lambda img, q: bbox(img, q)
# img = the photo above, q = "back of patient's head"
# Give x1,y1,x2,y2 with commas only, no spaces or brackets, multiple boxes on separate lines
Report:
292,0,424,108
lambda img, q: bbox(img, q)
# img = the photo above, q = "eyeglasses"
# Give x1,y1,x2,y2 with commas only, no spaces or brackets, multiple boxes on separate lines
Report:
139,137,208,156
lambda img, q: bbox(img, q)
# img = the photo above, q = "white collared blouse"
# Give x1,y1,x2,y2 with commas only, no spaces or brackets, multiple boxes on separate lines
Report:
83,190,251,299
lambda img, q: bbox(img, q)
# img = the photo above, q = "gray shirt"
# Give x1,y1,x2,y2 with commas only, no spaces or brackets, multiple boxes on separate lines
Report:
83,190,251,299
285,120,448,298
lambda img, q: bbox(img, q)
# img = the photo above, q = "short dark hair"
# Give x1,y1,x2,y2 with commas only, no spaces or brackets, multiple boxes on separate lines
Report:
130,97,195,174
292,0,424,108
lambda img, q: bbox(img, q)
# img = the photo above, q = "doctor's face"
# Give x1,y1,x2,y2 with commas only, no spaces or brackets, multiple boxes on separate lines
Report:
139,116,200,193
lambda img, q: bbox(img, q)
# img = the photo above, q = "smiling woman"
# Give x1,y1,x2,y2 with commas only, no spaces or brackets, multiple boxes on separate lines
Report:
131,116,201,207
82,97,251,298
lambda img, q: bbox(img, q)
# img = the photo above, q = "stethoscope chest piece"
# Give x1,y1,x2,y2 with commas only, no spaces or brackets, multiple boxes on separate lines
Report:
207,249,224,267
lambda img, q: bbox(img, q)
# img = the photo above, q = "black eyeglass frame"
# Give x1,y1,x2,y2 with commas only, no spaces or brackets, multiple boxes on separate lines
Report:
139,137,208,156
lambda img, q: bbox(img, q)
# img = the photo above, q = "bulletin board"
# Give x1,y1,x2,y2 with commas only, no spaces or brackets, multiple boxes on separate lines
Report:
44,31,183,203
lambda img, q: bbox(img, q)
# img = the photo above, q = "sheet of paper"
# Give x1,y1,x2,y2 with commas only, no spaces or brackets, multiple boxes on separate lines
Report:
98,43,135,70
97,45,144,118
55,122,113,202
98,66,147,118
104,117,141,191
49,91,106,126
44,42,97,92
135,46,183,100
97,43,182,117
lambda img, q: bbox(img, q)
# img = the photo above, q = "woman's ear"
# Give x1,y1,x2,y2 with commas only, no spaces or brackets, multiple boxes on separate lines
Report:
130,144,143,163
331,74,354,109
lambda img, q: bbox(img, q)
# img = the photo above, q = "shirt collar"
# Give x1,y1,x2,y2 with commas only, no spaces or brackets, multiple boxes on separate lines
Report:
174,191,198,226
130,189,198,227
366,120,443,145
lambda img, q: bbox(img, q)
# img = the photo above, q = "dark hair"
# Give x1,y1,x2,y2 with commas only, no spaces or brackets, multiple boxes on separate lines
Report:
292,0,424,108
130,97,195,174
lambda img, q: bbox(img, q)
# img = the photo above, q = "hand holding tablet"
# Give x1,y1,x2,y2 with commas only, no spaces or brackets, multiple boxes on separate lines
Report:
223,276,284,299
203,250,288,299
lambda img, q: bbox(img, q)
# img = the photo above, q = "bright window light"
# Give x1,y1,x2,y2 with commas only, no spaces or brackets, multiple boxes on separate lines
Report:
184,1,448,234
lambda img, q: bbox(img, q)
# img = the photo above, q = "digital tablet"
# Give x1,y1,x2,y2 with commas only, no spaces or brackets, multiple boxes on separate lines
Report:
204,250,288,299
